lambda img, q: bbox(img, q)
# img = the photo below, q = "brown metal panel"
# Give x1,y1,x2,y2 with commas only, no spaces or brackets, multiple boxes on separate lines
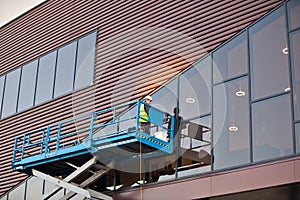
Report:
296,158,300,182
0,0,284,196
112,157,300,200
211,158,298,196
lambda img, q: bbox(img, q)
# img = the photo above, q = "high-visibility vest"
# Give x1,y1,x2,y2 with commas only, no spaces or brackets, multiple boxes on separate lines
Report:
139,104,149,122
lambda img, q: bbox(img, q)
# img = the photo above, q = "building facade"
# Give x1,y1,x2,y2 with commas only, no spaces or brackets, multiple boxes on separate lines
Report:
1,0,300,199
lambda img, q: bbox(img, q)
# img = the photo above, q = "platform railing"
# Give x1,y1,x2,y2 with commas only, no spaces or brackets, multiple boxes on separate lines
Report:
12,100,174,170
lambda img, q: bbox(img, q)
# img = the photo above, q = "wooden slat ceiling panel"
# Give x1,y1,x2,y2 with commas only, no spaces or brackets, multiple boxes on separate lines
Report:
0,0,284,196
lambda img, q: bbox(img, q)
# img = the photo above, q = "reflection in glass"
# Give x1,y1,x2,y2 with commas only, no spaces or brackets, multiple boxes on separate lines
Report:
291,30,300,121
213,31,247,83
35,51,56,105
179,56,211,120
8,182,25,200
178,116,211,177
44,181,64,199
213,77,250,170
252,94,293,162
75,32,96,90
1,68,21,118
151,78,178,114
26,177,43,200
54,41,77,98
288,0,300,30
0,76,5,116
18,60,38,112
146,78,178,183
250,6,289,100
296,123,300,154
69,194,86,200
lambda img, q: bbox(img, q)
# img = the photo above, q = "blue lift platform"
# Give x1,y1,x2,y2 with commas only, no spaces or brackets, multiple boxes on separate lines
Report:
12,100,175,175
11,100,212,199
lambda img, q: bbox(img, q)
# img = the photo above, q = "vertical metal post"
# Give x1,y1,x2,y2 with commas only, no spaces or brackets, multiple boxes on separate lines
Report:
170,116,174,147
12,138,18,163
21,134,26,160
28,134,31,145
40,129,45,154
45,126,51,156
56,123,62,154
113,107,116,123
89,112,95,144
136,100,141,134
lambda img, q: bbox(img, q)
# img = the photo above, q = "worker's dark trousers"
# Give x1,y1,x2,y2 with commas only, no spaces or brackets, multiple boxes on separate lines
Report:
140,122,150,134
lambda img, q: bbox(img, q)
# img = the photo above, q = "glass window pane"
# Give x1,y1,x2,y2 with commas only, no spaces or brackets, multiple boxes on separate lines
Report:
213,31,247,83
70,194,85,200
151,78,178,114
35,51,56,105
0,194,7,200
26,177,43,200
252,94,293,162
213,77,250,170
0,75,5,117
288,0,300,30
296,123,300,154
291,30,300,121
250,6,289,100
75,31,96,90
178,116,212,178
1,68,21,118
179,56,211,120
18,60,38,112
54,41,77,98
147,78,178,183
8,182,25,200
44,181,64,199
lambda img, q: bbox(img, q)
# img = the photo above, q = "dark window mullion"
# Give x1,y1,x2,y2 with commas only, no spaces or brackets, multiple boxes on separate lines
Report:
0,75,7,118
73,40,79,90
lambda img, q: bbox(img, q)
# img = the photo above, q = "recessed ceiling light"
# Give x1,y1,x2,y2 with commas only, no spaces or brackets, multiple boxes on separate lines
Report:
137,180,147,184
282,47,288,55
106,185,123,190
236,90,245,97
186,97,195,104
229,125,238,132
284,87,290,92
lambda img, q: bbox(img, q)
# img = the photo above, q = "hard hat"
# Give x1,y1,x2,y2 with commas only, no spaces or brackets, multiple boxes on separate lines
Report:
145,95,152,101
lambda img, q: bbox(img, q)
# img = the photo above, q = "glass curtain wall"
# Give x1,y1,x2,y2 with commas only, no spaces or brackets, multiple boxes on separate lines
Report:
178,56,212,177
249,4,293,162
288,0,300,153
212,30,249,170
249,6,289,101
213,77,250,169
146,78,178,183
252,94,293,161
140,0,299,181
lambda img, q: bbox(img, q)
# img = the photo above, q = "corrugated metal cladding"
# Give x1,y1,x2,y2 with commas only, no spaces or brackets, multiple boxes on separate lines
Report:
0,0,284,196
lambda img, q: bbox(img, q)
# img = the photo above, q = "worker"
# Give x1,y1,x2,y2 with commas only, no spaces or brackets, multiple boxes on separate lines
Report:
139,95,152,134
167,107,182,143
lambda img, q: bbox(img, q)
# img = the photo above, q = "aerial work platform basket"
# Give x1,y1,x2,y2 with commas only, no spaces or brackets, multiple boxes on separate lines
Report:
12,100,175,174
